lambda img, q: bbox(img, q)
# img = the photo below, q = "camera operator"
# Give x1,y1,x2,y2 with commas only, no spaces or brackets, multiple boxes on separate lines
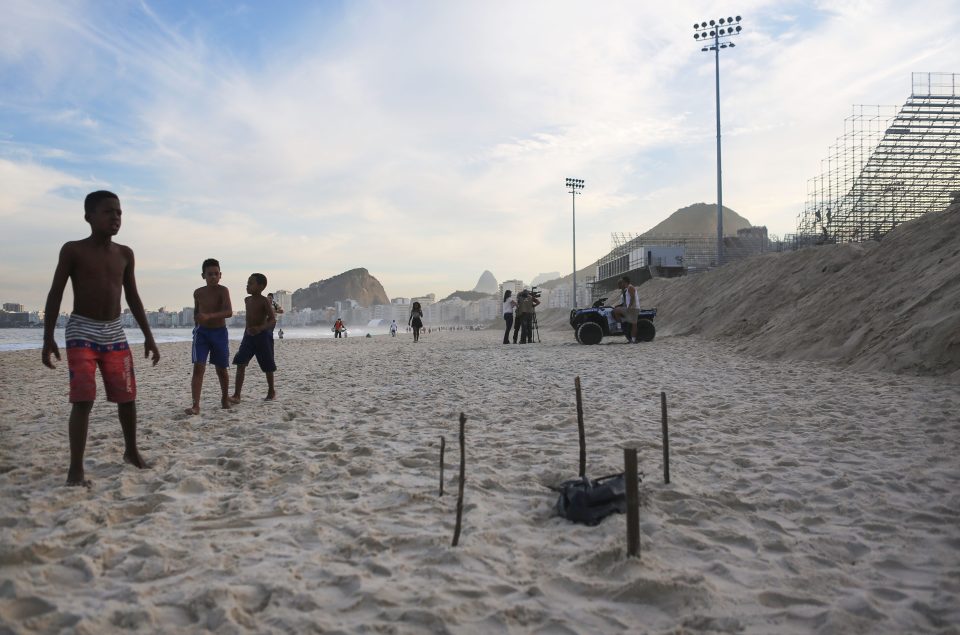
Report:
517,289,540,344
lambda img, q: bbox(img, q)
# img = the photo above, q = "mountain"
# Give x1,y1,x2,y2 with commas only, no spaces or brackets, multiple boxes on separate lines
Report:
291,268,389,310
472,270,499,294
442,290,495,302
531,272,561,287
643,203,752,236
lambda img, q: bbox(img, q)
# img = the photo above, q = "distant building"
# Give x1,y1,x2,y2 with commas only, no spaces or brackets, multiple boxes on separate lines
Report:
411,294,436,306
0,311,29,327
273,290,292,313
3,303,25,313
499,280,524,299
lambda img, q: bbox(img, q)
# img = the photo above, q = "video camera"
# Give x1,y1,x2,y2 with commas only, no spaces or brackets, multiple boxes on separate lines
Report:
529,286,542,299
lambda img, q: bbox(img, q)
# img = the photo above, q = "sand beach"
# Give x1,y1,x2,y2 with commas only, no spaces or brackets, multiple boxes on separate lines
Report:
1,327,958,634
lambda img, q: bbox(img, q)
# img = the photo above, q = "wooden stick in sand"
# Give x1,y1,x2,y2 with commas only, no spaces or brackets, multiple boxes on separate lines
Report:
451,412,467,547
624,446,640,558
661,391,670,484
439,436,445,497
575,376,586,478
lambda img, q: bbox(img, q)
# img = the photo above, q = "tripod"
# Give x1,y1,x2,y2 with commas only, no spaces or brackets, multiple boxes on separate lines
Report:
531,311,541,343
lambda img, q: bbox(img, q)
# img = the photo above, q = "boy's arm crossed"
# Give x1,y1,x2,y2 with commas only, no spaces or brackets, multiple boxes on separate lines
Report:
122,246,160,365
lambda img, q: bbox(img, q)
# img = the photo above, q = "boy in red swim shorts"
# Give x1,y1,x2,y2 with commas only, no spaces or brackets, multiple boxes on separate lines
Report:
42,191,160,487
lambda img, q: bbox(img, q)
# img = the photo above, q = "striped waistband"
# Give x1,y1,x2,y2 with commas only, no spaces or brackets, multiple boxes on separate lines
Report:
65,314,129,351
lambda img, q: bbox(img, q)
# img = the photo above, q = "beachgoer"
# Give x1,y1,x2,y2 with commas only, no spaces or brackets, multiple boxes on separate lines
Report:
502,289,517,344
278,328,284,340
390,320,398,337
230,273,277,402
41,190,160,487
184,258,233,415
334,318,345,338
408,302,424,342
611,275,640,342
517,290,540,344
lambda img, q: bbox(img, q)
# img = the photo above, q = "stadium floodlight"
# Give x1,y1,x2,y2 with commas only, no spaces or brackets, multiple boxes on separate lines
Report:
693,14,743,266
565,178,585,308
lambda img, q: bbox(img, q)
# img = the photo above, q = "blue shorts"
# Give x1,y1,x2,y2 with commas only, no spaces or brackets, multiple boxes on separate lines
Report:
192,326,230,368
233,330,276,373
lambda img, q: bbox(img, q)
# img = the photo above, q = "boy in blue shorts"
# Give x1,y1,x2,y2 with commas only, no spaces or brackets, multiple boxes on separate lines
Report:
185,258,233,415
230,273,277,402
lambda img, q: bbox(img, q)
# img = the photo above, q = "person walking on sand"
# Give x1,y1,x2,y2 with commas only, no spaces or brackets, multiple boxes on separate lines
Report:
41,190,160,487
334,317,345,338
501,289,517,344
390,320,398,337
184,258,233,415
230,273,277,402
408,301,424,343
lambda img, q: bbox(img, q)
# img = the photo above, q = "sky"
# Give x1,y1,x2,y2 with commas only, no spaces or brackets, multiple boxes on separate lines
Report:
2,0,958,311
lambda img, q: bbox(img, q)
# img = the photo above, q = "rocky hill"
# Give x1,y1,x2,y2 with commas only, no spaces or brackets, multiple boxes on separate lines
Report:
472,270,499,294
292,268,389,310
442,290,496,302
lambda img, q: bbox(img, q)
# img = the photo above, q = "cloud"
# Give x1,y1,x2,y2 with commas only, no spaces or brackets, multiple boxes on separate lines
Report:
2,0,959,310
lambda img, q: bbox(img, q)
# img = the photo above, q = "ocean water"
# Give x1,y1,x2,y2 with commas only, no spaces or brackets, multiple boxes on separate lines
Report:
0,326,380,352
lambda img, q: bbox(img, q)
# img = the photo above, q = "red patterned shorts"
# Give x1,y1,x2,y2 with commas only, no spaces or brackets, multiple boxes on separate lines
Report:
65,315,137,403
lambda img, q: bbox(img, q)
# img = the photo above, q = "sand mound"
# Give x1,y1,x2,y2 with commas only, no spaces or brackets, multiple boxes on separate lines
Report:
633,202,960,376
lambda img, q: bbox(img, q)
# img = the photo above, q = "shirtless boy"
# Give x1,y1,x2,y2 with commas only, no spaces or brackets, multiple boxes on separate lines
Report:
184,258,234,415
230,273,277,402
42,190,160,487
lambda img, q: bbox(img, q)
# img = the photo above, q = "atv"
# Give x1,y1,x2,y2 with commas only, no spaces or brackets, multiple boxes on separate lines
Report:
569,298,657,345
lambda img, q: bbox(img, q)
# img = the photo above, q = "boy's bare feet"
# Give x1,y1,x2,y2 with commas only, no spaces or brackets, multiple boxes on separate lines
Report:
221,397,232,409
66,467,91,487
184,405,200,415
123,450,148,469
229,394,241,404
264,390,276,401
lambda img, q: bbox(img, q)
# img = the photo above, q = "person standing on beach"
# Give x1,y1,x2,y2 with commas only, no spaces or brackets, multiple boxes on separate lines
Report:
230,273,277,402
390,320,398,337
41,190,160,487
185,258,233,415
612,275,640,343
334,317,345,338
502,289,517,344
517,290,540,344
408,302,424,343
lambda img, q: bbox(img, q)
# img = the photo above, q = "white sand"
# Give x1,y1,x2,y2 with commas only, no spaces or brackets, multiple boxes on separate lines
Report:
1,331,958,633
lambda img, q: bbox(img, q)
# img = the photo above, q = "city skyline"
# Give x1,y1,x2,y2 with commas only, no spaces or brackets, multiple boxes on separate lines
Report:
2,0,959,310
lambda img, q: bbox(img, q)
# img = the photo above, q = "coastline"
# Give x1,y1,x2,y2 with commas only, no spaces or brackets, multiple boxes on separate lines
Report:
1,331,958,632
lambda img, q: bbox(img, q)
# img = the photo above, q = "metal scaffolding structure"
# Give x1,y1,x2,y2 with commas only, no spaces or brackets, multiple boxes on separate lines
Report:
796,72,960,244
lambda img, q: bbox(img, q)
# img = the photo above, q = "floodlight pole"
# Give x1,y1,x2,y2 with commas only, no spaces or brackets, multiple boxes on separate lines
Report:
694,15,742,267
714,41,724,266
566,178,584,308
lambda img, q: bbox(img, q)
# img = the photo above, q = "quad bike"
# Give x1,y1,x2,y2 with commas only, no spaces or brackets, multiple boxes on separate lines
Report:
569,298,656,345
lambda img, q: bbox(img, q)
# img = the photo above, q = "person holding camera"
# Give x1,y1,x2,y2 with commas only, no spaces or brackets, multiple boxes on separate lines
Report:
517,289,540,344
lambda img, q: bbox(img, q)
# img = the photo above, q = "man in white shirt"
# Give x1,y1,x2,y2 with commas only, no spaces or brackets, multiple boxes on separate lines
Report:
612,275,640,343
